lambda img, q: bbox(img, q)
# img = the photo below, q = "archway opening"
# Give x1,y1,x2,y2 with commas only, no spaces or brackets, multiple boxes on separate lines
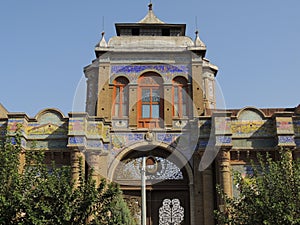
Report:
113,147,190,225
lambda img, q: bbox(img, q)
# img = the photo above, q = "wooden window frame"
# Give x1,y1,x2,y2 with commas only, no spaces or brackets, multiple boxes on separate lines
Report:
113,77,129,118
172,77,189,118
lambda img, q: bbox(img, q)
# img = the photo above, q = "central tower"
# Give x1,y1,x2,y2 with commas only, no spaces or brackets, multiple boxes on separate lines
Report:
84,3,218,126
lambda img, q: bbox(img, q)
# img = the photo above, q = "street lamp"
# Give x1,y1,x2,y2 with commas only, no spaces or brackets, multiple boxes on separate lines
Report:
141,156,157,225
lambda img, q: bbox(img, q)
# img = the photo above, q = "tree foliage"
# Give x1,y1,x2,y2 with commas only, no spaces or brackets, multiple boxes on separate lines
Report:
0,127,136,225
216,150,300,225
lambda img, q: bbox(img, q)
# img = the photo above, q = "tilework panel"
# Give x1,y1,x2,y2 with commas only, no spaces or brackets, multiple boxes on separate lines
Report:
111,64,189,83
231,120,275,137
87,140,103,149
278,136,295,145
215,117,231,134
27,123,67,136
69,137,85,145
216,136,232,145
8,119,24,132
276,118,293,134
111,133,144,151
69,119,85,132
87,122,103,136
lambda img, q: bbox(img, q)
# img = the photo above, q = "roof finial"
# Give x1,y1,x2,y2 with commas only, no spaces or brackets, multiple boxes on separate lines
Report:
148,0,153,11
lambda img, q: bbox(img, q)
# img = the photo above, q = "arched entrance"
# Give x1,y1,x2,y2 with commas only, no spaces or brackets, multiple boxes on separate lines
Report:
111,146,191,225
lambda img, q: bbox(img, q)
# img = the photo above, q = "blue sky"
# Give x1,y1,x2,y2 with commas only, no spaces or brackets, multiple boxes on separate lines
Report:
0,0,299,117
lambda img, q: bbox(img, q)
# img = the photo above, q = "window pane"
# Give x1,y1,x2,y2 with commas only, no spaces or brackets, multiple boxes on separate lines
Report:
114,104,119,117
152,89,160,102
152,105,159,118
174,87,179,103
115,87,120,103
123,87,128,103
182,104,187,116
122,103,128,116
142,89,151,102
142,105,150,118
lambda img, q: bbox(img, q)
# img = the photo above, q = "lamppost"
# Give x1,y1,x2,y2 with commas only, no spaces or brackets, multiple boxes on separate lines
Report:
141,157,147,225
141,156,157,225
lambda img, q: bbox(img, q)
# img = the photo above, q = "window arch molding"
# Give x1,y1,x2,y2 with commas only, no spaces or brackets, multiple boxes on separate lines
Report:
112,76,129,118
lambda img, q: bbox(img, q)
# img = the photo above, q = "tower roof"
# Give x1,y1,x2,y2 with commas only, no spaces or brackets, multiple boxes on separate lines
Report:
138,3,165,24
115,3,186,36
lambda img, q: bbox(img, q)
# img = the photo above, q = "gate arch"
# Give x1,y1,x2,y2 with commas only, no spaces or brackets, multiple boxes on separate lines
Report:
108,142,194,225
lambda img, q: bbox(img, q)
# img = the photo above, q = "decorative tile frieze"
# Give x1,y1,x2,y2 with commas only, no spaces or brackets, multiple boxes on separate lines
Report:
278,135,295,146
110,64,189,84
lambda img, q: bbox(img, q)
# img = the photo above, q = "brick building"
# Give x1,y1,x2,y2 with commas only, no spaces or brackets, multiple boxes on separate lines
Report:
1,4,299,225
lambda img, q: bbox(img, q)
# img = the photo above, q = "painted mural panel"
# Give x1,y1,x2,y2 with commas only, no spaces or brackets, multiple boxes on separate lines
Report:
276,118,293,134
231,120,275,137
69,119,85,135
27,123,67,136
87,122,103,136
7,119,24,132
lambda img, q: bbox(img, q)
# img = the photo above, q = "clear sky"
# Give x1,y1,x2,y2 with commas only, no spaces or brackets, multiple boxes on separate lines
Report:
0,0,299,117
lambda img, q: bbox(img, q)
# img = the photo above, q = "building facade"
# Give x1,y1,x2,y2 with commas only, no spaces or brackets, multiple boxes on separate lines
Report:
1,4,300,225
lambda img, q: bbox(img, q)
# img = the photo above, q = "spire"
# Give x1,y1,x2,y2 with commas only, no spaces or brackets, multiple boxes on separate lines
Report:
194,30,206,48
138,2,164,24
96,31,107,48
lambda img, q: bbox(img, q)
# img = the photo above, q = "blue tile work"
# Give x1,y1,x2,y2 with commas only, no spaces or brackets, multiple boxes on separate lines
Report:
69,137,85,144
216,136,232,145
87,140,103,148
157,133,173,143
127,133,144,142
111,64,190,83
278,136,295,145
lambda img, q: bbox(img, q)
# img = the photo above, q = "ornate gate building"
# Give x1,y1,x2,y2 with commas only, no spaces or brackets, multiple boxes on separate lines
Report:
1,3,300,225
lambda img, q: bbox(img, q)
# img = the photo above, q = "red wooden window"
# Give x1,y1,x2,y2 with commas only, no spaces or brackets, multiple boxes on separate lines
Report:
138,73,163,128
113,77,129,117
173,77,188,118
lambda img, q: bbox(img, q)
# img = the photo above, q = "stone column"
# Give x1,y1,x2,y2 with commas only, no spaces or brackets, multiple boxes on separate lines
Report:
70,150,85,187
219,149,232,198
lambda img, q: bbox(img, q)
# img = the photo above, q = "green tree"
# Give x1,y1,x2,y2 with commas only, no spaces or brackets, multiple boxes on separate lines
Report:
216,150,300,225
0,127,135,225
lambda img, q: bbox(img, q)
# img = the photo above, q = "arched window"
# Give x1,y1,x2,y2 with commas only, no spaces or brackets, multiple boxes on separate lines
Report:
113,77,129,117
138,73,163,128
173,77,188,118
